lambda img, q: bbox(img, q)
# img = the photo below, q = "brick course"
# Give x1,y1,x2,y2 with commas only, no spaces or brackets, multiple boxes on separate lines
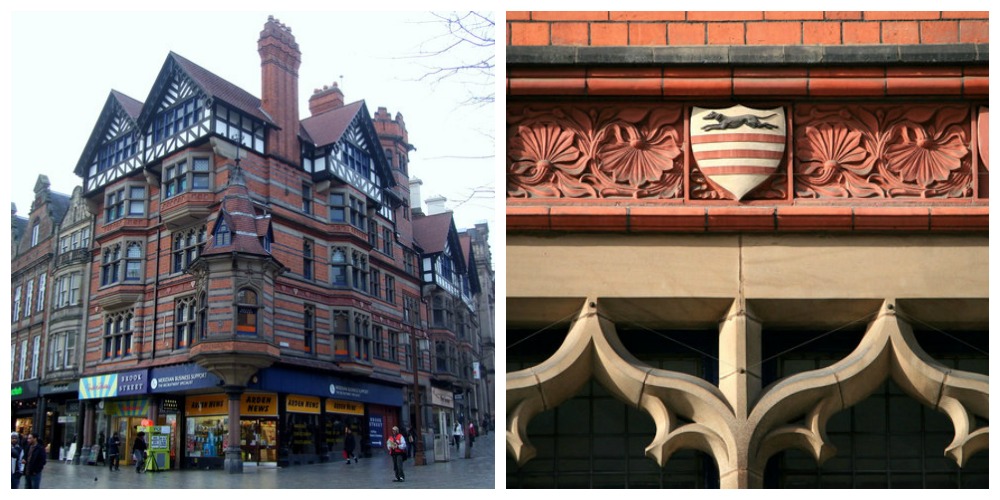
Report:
506,11,987,47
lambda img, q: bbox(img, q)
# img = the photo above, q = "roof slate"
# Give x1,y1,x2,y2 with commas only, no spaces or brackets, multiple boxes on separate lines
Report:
412,212,454,255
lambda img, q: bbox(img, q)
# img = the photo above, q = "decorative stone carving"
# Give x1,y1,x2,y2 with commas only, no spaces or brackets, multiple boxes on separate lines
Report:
507,299,989,488
507,105,684,198
794,104,971,198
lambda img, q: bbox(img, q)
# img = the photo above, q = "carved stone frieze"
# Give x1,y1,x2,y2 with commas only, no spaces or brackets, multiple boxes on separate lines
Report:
507,104,685,198
794,104,972,198
508,102,981,202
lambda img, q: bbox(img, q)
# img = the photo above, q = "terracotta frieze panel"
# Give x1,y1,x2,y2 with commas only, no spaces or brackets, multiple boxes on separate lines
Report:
507,104,685,198
793,104,972,198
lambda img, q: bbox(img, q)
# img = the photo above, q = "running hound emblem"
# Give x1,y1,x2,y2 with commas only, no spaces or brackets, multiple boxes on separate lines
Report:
691,105,786,200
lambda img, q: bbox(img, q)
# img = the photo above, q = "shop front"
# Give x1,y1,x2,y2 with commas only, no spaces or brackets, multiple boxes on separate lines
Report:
430,386,455,462
184,392,279,469
11,380,39,440
40,382,81,462
250,366,404,466
78,369,151,467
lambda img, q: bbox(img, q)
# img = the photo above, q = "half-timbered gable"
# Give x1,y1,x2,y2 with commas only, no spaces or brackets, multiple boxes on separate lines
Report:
137,52,274,168
74,91,143,193
301,100,395,205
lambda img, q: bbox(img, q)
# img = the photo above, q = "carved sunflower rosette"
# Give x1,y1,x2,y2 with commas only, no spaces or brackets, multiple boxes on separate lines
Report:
793,104,972,198
507,104,685,199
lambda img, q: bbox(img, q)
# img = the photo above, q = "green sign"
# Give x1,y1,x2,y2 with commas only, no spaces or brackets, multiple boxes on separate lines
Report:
11,386,23,397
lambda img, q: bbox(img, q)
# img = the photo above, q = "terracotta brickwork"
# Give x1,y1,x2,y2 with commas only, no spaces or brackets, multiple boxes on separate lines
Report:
507,11,989,46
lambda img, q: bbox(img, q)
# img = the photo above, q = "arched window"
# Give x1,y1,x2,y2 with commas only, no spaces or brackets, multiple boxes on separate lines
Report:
236,288,258,335
175,297,197,349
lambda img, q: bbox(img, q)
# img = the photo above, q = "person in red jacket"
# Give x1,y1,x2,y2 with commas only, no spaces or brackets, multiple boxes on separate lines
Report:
385,426,407,482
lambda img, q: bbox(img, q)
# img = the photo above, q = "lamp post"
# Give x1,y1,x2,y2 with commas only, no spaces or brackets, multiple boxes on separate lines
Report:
408,326,426,466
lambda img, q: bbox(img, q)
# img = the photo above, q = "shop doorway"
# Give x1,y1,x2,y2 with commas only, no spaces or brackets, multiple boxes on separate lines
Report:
240,418,277,465
115,417,145,466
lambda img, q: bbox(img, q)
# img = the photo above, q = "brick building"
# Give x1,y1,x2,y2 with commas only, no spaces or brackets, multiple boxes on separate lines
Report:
11,177,72,445
506,11,988,488
7,16,490,472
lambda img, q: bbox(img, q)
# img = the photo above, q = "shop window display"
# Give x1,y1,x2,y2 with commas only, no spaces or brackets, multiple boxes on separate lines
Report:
186,416,227,458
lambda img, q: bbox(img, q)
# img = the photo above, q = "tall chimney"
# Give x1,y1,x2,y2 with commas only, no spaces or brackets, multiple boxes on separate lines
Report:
258,16,301,164
309,82,345,116
426,195,449,215
409,178,423,216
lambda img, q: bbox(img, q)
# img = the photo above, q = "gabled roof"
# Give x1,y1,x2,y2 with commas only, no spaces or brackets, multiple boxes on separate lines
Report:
300,100,365,147
299,99,396,190
412,212,454,255
73,90,144,177
137,52,275,129
48,192,72,226
199,167,278,261
459,232,482,296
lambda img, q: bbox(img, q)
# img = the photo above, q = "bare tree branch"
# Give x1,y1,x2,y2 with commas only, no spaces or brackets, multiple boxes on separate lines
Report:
396,11,495,106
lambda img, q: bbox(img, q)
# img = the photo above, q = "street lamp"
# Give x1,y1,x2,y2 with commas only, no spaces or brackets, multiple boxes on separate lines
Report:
404,328,427,466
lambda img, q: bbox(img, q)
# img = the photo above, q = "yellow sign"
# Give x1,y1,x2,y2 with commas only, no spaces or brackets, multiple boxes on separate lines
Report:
286,395,321,415
186,394,227,416
241,393,278,416
185,393,278,417
325,398,364,415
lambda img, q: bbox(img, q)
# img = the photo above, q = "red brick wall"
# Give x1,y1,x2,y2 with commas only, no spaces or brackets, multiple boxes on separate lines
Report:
507,11,989,46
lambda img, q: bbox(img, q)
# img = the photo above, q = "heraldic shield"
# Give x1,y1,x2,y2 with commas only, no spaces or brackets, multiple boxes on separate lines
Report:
691,105,786,200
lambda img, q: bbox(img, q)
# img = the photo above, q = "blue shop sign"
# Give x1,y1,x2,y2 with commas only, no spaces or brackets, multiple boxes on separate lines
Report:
252,366,402,406
117,369,148,396
149,364,221,393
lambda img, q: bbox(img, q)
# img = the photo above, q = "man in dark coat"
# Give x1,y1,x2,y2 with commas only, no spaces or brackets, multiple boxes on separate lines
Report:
22,432,45,489
343,427,357,464
132,432,147,473
107,432,122,471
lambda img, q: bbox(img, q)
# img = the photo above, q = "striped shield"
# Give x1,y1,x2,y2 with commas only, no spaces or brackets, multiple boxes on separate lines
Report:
691,105,786,200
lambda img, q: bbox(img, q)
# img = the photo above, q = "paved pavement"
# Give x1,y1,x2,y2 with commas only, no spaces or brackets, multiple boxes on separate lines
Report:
22,433,497,489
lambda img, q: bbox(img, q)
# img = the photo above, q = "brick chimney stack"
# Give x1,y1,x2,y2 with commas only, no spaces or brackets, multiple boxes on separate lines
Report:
258,15,301,164
309,82,345,116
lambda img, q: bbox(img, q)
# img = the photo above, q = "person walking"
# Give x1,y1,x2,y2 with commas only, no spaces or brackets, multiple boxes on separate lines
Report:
132,431,147,473
343,427,358,464
11,432,24,489
22,432,45,489
452,422,462,449
385,426,407,482
107,432,121,471
468,421,476,448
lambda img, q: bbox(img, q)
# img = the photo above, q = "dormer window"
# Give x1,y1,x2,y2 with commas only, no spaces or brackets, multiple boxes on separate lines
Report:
30,221,39,247
214,219,231,247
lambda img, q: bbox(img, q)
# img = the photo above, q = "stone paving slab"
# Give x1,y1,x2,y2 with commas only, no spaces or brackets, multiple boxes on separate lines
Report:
19,433,498,489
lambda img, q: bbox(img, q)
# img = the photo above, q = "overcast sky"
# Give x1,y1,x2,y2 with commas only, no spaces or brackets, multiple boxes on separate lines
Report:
3,7,496,258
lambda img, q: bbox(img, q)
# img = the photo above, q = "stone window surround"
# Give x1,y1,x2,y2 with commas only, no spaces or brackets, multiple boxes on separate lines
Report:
506,296,988,488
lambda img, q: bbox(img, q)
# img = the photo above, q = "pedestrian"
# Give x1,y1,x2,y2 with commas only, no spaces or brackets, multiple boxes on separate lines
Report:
385,425,407,482
96,431,105,465
132,431,147,473
22,432,45,489
452,422,462,448
343,427,357,464
107,432,121,471
468,421,476,448
406,427,416,459
11,432,24,489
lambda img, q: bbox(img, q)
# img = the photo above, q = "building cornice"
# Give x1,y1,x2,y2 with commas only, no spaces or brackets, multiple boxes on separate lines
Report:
508,43,989,66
